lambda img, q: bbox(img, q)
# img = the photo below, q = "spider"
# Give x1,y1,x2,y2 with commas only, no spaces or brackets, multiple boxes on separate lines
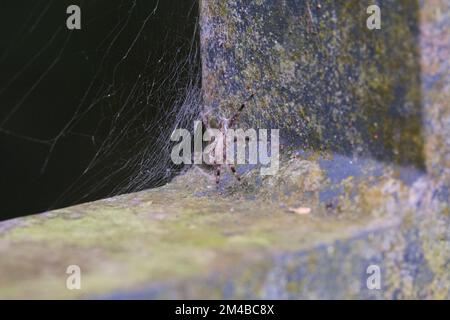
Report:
202,93,254,187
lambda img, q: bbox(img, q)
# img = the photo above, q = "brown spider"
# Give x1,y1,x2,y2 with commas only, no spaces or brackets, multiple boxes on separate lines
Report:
202,94,254,187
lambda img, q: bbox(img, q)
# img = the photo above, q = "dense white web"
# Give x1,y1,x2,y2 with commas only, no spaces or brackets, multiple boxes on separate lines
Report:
0,0,201,211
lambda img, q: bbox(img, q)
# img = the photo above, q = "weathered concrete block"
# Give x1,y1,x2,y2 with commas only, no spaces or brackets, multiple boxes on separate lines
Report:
0,169,448,299
200,0,450,182
0,0,448,299
200,0,425,167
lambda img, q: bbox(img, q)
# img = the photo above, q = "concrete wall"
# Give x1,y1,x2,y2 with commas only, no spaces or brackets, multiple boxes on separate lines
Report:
200,0,449,179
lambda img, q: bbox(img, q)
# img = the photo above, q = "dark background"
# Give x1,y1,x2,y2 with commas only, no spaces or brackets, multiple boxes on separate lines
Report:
0,0,199,220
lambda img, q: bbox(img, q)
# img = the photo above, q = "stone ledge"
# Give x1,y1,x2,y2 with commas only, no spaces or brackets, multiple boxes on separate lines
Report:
0,165,448,299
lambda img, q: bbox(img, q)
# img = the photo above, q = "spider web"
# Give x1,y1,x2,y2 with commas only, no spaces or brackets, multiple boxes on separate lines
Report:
0,0,201,214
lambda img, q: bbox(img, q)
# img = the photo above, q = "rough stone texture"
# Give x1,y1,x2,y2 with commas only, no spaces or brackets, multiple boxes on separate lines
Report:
420,0,450,181
200,0,425,167
0,168,448,299
0,0,449,299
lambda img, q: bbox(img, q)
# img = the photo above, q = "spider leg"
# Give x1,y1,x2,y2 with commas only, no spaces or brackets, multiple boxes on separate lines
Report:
228,93,254,127
214,163,221,186
228,164,241,182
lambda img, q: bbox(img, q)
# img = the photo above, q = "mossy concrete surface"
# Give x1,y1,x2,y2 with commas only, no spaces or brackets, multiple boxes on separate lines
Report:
0,164,376,299
0,153,449,299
